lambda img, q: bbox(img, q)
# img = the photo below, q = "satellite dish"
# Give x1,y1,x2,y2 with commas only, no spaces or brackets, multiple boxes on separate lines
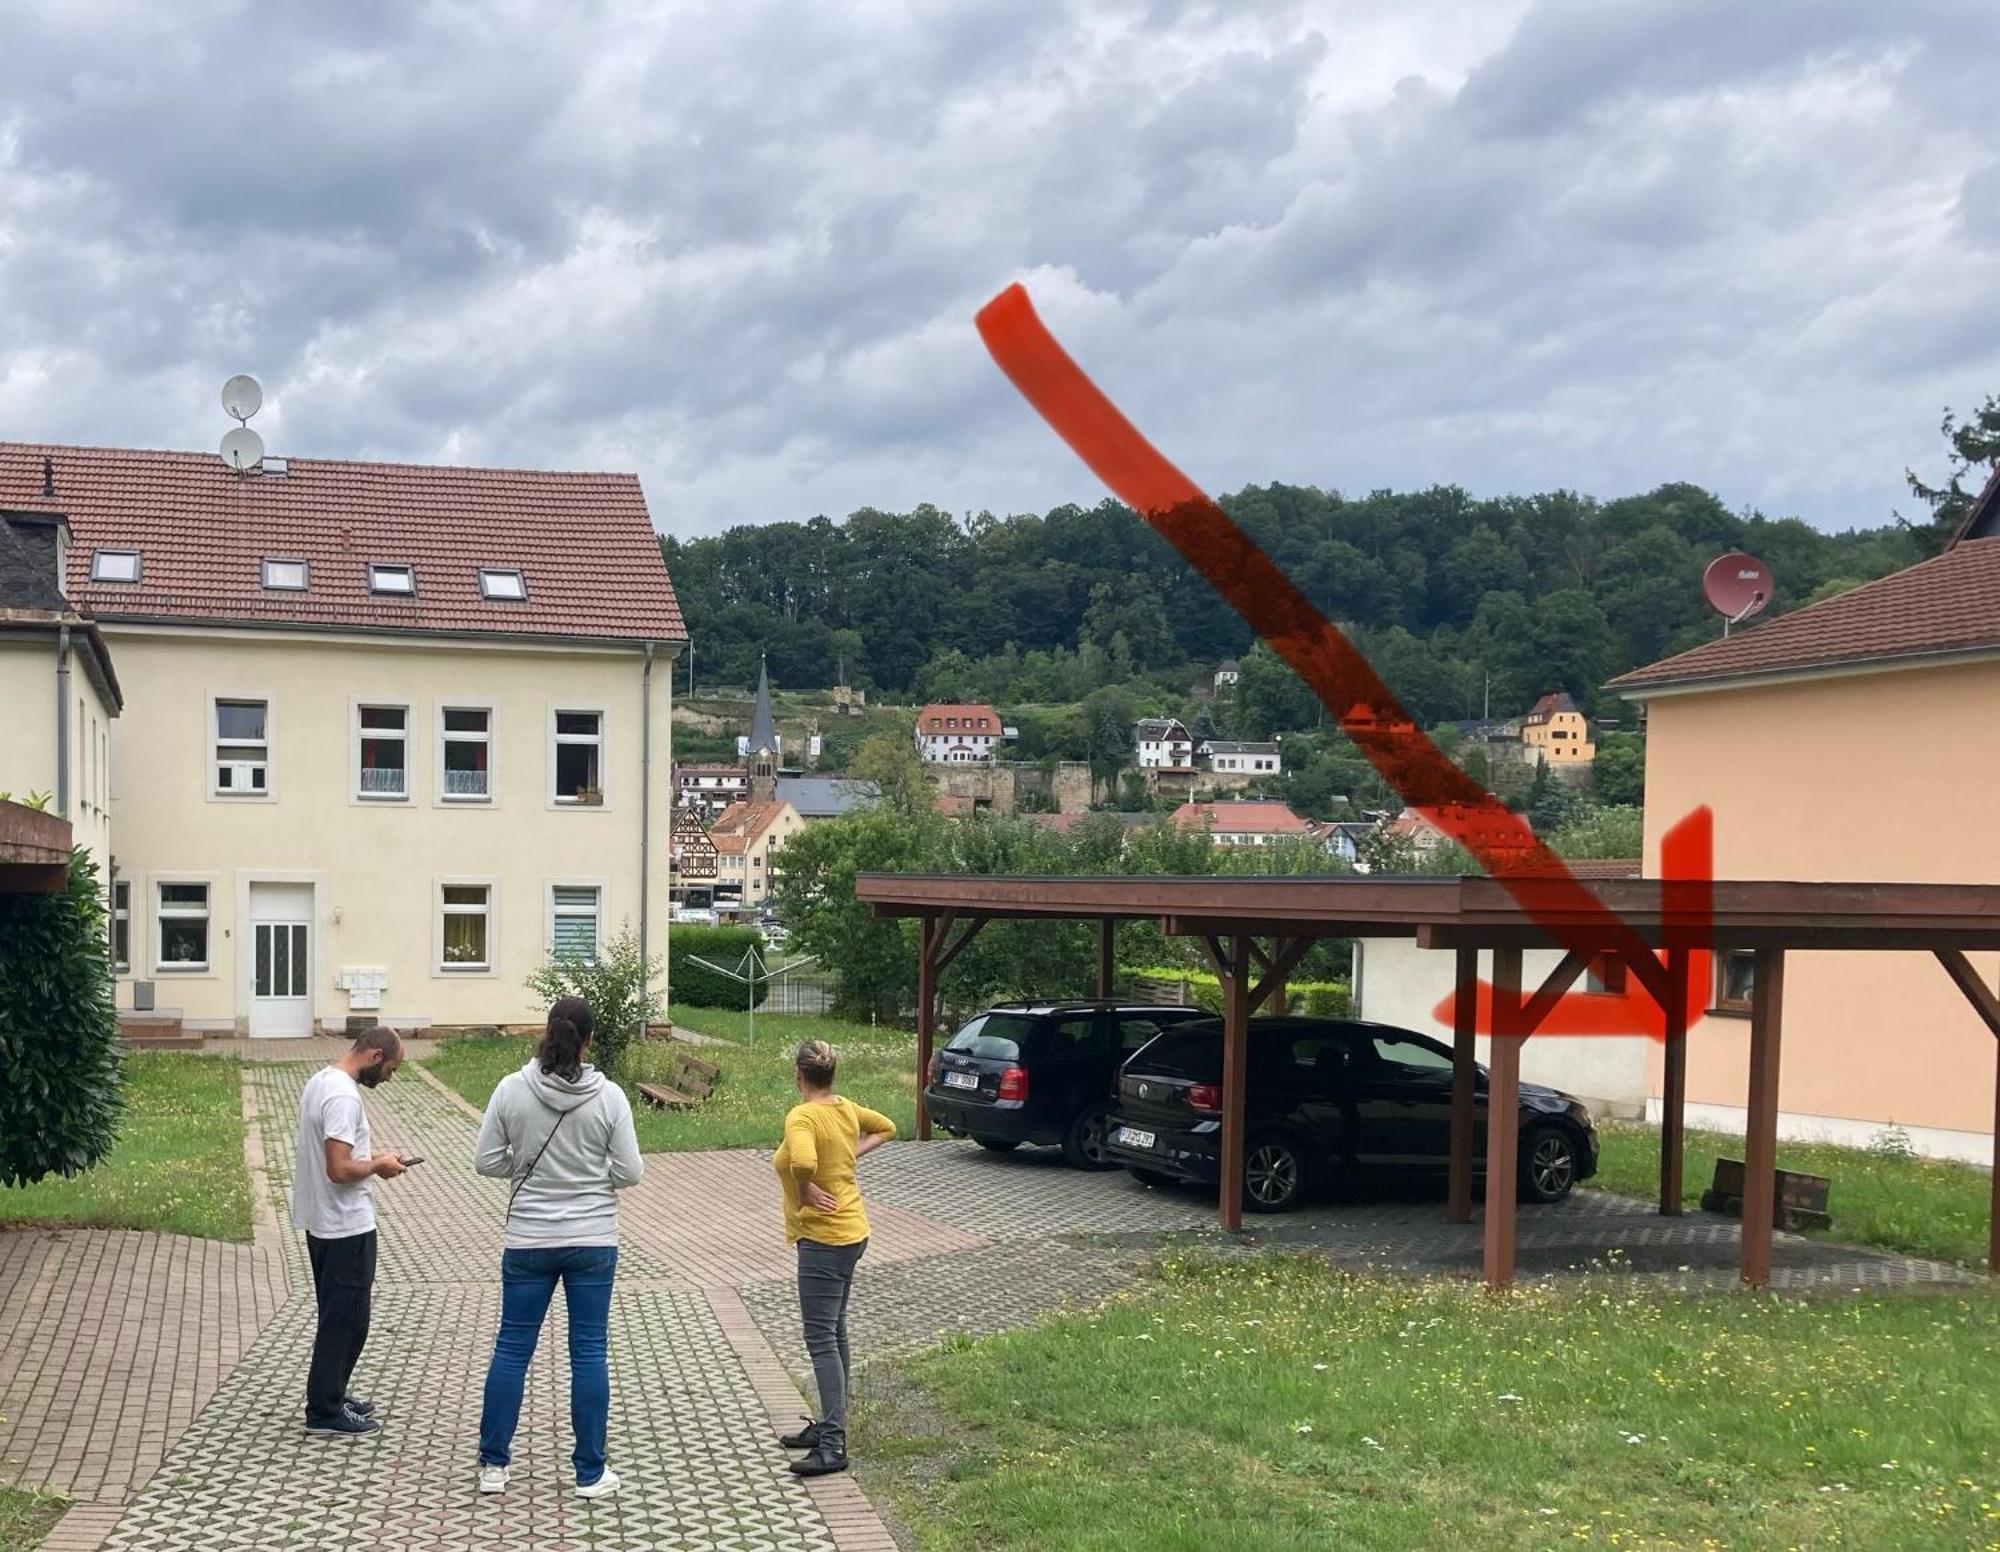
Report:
220,426,265,472
221,374,263,421
1703,551,1772,630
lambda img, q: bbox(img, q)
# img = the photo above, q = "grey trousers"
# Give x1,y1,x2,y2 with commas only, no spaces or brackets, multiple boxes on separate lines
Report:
796,1237,867,1447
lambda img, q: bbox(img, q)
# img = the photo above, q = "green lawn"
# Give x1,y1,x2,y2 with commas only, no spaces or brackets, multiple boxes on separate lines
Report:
1591,1120,1995,1269
0,1486,65,1552
866,1253,2000,1551
419,1011,918,1152
0,1053,251,1242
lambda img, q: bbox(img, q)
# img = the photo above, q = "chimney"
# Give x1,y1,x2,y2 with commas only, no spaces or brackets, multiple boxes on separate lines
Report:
41,456,54,498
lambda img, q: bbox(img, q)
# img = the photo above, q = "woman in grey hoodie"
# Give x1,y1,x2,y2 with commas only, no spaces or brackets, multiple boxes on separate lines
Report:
473,996,644,1499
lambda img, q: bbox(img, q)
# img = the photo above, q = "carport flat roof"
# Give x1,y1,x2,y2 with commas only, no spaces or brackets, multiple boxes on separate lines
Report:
854,872,2000,951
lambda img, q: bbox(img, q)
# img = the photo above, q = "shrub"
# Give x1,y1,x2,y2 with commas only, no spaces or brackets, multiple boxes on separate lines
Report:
669,925,769,1010
0,850,123,1185
1300,982,1352,1018
523,925,661,1080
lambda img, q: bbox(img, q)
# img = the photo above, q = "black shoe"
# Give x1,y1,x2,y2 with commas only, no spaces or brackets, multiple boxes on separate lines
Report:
305,1409,380,1439
344,1396,378,1419
779,1417,822,1450
789,1441,847,1477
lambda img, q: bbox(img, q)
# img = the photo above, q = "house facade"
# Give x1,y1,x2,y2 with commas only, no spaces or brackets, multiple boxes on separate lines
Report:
708,798,802,909
1609,504,2000,1162
915,702,1005,763
1520,691,1595,766
1134,717,1195,770
2,441,685,1037
1202,739,1282,777
675,763,750,816
1171,799,1311,847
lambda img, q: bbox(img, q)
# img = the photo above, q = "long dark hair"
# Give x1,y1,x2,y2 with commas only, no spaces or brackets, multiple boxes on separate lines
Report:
539,996,594,1081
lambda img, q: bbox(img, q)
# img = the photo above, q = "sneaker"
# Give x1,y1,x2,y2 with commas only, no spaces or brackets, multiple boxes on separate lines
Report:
779,1417,822,1450
789,1441,847,1477
305,1409,379,1439
576,1466,621,1500
344,1396,378,1419
478,1465,509,1494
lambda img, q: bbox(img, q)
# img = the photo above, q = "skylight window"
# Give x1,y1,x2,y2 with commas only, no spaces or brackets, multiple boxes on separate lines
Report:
90,549,141,583
369,563,415,595
262,558,308,591
479,568,526,601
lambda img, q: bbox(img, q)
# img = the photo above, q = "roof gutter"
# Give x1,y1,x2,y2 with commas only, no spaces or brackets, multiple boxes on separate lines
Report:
92,613,687,653
1611,640,2000,703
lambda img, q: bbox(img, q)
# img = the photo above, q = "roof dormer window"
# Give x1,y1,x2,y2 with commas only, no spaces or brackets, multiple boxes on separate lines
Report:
479,568,526,601
261,558,308,591
90,549,141,583
369,563,415,595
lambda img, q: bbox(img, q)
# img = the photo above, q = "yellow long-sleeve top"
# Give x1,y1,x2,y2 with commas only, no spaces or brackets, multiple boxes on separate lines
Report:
773,1097,897,1246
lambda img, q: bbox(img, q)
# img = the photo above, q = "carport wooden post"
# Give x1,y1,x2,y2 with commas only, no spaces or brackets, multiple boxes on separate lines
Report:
1097,918,1116,999
1739,946,1786,1287
1658,945,1691,1216
1219,933,1252,1233
1929,950,2000,1273
1448,946,1478,1224
915,915,942,1141
1481,946,1524,1289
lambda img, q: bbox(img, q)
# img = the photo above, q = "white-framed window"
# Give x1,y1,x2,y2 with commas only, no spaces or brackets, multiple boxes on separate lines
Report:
261,558,308,590
478,568,526,600
369,563,415,595
112,881,130,972
439,883,492,971
440,706,492,801
550,885,601,962
90,549,141,583
211,697,270,796
156,882,210,971
356,704,409,798
552,709,604,804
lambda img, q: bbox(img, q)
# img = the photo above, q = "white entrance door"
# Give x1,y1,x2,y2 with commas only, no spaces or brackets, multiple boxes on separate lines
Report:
249,882,314,1038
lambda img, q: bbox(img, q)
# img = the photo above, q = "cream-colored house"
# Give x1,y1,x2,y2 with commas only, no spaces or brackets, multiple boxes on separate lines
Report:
1610,498,2000,1163
1,441,685,1037
0,507,121,879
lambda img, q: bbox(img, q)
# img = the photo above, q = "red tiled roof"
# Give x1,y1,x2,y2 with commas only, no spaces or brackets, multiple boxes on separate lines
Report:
917,703,1000,734
1171,800,1310,835
1524,691,1578,722
1,441,684,643
1609,538,2000,695
709,798,791,853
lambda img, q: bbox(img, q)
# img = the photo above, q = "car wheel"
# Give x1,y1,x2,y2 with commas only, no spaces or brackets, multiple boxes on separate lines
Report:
1243,1133,1308,1213
1061,1103,1121,1171
1126,1166,1176,1189
972,1136,1022,1153
1520,1124,1579,1203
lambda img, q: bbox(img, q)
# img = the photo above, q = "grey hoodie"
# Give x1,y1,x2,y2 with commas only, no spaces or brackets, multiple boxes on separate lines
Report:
474,1061,644,1249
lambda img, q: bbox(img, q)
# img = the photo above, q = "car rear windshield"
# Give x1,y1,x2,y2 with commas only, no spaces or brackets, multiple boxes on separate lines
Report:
1128,1024,1221,1080
945,1012,1042,1062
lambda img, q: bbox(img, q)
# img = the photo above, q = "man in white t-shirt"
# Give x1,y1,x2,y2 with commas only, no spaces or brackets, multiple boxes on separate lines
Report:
292,1027,409,1437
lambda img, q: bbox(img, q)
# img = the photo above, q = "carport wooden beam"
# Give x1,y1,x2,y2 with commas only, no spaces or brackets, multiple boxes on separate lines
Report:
1932,949,2000,1274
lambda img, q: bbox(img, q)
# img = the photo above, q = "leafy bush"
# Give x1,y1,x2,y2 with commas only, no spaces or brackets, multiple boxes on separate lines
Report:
669,925,768,1010
523,926,661,1079
0,850,123,1185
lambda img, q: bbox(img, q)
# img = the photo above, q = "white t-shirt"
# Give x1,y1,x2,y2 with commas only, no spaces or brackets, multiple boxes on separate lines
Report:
292,1066,376,1239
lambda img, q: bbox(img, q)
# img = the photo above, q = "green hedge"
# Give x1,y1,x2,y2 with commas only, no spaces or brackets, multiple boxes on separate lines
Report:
669,925,768,1010
1125,967,1350,1019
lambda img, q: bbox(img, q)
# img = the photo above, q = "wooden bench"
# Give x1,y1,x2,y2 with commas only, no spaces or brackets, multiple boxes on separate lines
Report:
1699,1156,1832,1232
636,1048,722,1111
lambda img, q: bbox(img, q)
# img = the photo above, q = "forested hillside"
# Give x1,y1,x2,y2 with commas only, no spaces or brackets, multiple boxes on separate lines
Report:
662,480,1919,724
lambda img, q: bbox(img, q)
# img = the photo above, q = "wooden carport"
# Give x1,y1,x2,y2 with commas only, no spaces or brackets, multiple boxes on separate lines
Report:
855,872,2000,1288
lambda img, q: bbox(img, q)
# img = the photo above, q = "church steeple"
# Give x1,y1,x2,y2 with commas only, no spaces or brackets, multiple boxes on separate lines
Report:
748,654,778,801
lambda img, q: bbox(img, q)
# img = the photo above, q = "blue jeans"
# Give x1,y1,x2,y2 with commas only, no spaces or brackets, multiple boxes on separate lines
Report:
478,1245,618,1484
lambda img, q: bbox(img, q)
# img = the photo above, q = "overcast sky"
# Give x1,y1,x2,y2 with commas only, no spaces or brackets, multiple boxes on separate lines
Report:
4,1,1997,538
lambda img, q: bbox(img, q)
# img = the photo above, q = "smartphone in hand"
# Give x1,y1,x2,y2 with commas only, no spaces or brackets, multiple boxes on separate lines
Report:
398,1153,425,1166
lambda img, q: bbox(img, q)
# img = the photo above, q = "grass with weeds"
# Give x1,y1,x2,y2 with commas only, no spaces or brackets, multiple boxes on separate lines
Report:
419,1011,916,1152
0,1053,250,1242
865,1252,2000,1551
1592,1120,1995,1268
0,1485,67,1552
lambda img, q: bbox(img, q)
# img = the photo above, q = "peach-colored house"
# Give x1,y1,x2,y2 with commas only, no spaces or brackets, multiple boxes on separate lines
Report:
1609,495,2000,1163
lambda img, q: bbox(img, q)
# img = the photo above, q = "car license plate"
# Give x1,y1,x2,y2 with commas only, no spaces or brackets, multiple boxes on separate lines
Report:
943,1070,979,1090
1114,1125,1156,1150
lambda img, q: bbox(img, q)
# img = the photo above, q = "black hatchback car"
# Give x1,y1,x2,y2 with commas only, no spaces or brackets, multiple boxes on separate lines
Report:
925,1002,1215,1169
1105,1015,1598,1212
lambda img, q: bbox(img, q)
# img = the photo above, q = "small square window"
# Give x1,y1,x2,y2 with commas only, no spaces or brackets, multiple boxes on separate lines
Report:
440,884,491,970
369,564,415,595
262,558,308,590
479,569,526,600
91,549,141,583
1715,950,1757,1013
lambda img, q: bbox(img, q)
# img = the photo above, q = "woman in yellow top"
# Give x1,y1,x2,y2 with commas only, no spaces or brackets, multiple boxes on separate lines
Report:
771,1038,896,1477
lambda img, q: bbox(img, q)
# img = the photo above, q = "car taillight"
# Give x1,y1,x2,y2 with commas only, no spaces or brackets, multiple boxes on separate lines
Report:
1185,1082,1222,1115
996,1065,1029,1102
927,1052,943,1083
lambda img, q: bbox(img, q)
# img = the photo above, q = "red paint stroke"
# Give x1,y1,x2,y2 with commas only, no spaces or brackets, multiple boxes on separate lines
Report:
975,282,1712,1033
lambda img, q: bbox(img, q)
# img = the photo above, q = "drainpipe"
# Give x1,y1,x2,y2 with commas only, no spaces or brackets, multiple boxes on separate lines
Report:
55,623,72,817
638,643,655,1021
